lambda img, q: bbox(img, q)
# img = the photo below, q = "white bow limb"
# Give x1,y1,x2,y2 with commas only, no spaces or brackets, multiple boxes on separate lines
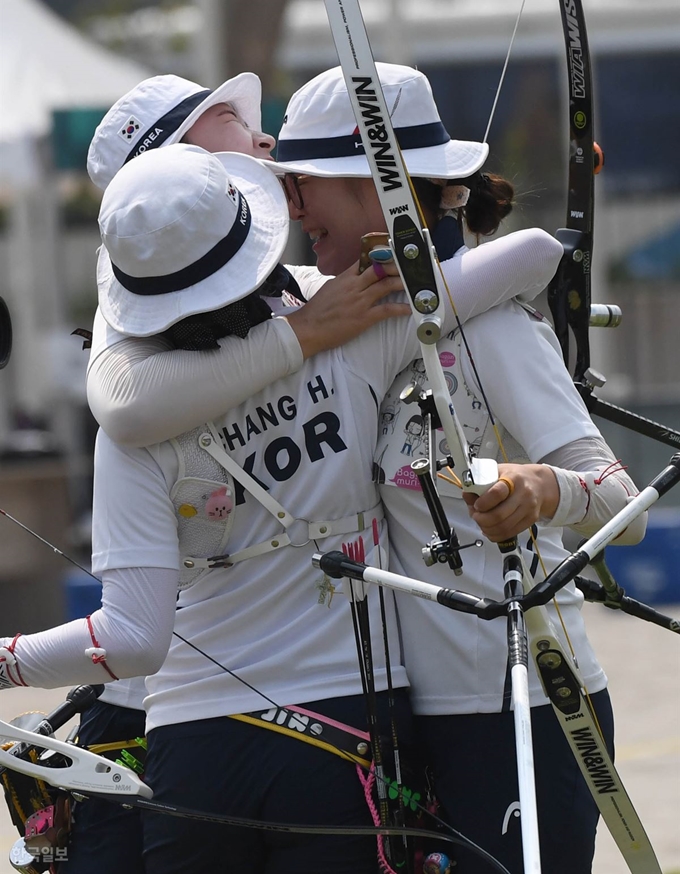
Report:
0,718,152,798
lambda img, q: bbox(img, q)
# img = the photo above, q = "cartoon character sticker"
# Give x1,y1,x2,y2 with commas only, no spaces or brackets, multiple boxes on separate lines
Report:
204,486,233,520
401,414,425,457
381,402,398,436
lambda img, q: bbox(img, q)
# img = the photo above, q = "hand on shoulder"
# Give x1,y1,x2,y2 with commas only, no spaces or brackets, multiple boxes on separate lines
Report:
286,260,410,358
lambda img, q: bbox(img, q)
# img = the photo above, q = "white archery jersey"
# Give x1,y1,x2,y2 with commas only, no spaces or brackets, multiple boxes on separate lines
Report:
375,300,608,715
87,270,323,712
85,232,564,713
86,231,564,449
99,675,148,709
91,300,444,732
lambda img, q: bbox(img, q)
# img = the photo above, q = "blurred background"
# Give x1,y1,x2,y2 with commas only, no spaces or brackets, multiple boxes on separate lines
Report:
0,0,678,870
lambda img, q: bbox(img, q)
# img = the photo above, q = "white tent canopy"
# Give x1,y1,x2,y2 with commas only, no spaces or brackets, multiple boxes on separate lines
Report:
0,0,151,145
0,0,152,427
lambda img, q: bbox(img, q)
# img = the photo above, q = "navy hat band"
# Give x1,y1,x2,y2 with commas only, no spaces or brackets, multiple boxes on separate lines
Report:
123,88,213,164
277,120,449,162
111,192,251,296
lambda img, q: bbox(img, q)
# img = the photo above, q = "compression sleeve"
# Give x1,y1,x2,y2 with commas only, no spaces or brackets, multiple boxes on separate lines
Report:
442,228,562,321
540,435,647,545
87,316,303,446
0,567,178,689
292,229,562,316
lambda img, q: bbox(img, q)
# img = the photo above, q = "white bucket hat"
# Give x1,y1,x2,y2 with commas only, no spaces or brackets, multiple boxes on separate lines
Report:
97,144,289,337
87,73,262,190
274,63,488,180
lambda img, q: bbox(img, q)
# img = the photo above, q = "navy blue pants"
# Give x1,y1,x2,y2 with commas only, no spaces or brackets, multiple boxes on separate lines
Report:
415,688,615,874
58,700,146,874
142,690,414,874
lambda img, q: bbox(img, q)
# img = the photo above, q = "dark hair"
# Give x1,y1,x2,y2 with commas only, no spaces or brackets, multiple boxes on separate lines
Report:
412,172,515,238
164,264,298,351
165,295,272,351
463,172,514,236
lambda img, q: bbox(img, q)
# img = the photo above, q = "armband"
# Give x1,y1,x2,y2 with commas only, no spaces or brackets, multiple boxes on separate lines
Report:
0,635,27,688
84,617,119,681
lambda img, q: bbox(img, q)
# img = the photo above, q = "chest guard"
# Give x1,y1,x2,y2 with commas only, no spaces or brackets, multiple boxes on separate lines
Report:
174,423,383,586
170,426,237,590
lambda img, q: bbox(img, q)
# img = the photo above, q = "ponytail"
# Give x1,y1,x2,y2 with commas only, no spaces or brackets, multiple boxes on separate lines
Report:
424,171,515,238
462,172,514,236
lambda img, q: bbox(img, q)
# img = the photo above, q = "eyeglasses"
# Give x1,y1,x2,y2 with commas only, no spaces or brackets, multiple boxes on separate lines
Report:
282,173,305,210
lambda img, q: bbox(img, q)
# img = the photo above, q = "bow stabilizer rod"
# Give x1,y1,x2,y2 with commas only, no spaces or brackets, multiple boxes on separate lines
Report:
527,453,680,607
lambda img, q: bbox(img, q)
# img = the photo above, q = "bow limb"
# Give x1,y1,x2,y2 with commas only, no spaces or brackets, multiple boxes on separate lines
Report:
323,0,497,499
0,717,509,869
63,791,501,859
548,0,602,385
0,718,152,798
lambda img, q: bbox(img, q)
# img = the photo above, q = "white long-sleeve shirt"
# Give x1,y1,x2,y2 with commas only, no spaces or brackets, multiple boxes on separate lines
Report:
11,229,630,720
86,231,563,446
375,300,646,714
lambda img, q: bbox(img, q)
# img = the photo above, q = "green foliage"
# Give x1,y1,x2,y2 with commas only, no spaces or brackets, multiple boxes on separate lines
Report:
45,0,169,22
59,181,102,228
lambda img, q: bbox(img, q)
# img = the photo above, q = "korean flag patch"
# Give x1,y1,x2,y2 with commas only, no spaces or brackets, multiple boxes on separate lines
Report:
120,117,141,141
